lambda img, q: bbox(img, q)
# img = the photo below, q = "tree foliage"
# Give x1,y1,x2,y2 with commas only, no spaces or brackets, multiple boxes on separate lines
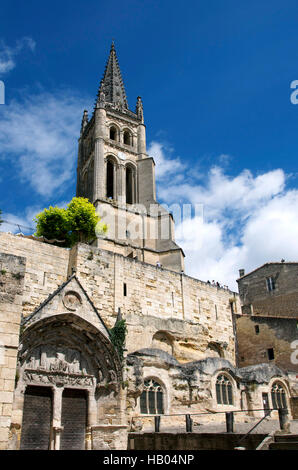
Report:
0,209,3,226
34,197,107,247
109,319,127,363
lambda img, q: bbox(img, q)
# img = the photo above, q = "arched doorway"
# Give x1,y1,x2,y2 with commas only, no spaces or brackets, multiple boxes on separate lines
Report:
16,313,121,450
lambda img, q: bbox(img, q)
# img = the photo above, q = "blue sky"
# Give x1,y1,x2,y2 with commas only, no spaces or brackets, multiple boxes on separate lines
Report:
1,0,298,289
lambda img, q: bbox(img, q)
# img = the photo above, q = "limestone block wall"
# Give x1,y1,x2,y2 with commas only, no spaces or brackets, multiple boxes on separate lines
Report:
69,243,238,364
0,232,69,318
0,253,25,449
236,315,298,372
0,234,238,366
238,263,298,318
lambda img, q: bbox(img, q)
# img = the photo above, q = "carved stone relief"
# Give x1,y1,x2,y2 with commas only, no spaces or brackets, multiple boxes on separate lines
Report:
21,343,120,393
62,291,82,311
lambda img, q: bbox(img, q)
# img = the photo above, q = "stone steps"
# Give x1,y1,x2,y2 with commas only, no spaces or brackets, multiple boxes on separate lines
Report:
269,434,298,450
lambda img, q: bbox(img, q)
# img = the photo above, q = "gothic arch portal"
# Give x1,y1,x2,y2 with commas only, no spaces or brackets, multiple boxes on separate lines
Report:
16,313,122,450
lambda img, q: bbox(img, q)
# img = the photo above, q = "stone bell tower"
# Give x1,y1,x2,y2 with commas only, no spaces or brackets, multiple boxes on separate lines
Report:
76,42,184,272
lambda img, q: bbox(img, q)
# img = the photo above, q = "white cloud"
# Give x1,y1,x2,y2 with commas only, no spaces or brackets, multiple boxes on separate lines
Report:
0,90,89,197
151,141,297,291
1,200,70,235
0,37,36,75
1,206,39,234
148,141,185,180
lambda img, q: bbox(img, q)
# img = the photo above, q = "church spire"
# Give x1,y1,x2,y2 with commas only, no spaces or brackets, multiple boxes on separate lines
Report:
97,42,128,110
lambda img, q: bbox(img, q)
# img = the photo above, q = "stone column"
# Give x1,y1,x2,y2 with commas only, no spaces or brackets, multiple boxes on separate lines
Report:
51,386,63,450
137,123,146,158
87,390,97,450
93,105,107,202
119,164,126,205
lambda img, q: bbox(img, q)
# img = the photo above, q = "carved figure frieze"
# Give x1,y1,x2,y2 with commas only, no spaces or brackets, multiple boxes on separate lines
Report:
23,369,95,388
24,345,90,376
22,343,119,393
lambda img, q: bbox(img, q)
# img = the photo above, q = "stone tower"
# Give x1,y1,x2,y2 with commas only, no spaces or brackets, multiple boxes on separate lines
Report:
76,43,184,272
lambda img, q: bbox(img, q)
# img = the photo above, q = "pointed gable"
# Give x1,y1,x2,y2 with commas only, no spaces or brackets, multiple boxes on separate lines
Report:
22,275,110,340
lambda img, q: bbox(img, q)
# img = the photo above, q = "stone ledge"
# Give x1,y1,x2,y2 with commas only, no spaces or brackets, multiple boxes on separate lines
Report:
91,424,128,430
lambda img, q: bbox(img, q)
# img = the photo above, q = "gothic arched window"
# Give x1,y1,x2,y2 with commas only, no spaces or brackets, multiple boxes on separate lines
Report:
126,165,135,204
123,130,131,146
216,374,234,405
109,126,117,141
140,379,164,414
271,382,287,409
106,160,115,199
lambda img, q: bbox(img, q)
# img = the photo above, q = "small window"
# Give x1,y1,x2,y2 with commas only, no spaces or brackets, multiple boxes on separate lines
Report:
123,283,127,297
216,374,233,405
255,325,260,335
266,276,275,292
140,379,164,414
215,304,218,320
267,348,275,360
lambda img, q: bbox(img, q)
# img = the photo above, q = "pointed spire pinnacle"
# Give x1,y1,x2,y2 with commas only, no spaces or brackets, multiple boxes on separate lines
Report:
97,42,128,110
80,109,89,135
136,96,144,123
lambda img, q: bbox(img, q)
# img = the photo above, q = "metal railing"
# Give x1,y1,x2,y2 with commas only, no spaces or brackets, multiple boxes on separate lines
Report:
131,407,289,435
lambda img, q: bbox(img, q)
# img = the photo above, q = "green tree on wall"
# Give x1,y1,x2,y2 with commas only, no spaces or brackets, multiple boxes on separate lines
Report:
34,197,107,247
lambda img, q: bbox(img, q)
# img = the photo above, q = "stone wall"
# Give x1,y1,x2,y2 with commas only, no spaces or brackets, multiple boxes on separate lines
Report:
69,243,238,364
0,233,238,364
0,232,69,318
237,263,298,318
236,315,298,372
0,252,25,449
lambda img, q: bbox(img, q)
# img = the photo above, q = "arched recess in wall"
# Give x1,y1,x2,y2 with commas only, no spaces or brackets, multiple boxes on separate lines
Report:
123,128,132,146
125,163,136,205
109,124,119,141
206,341,225,358
106,156,118,200
152,331,174,356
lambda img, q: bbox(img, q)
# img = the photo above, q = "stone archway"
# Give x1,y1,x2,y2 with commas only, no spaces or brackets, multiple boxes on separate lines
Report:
15,314,122,450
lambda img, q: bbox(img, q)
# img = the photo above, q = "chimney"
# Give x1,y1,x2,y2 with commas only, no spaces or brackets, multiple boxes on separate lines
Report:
239,269,245,278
